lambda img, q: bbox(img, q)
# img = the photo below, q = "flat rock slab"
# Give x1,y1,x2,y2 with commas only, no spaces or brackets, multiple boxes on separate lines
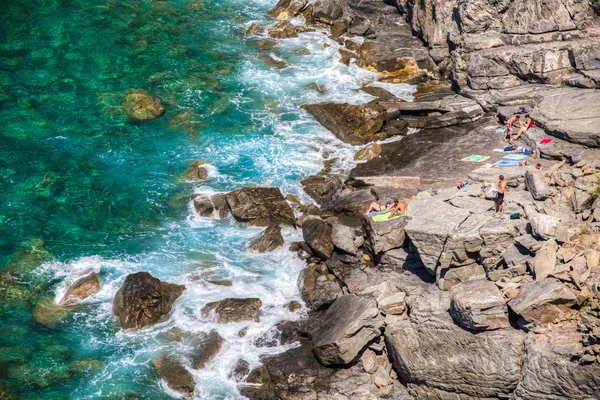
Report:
351,116,507,190
312,294,384,366
226,187,295,227
531,87,600,148
508,278,576,326
450,279,510,331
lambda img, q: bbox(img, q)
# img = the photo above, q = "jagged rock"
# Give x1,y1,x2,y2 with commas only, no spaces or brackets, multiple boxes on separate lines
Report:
360,349,378,374
152,354,195,397
533,240,559,280
514,325,600,399
249,226,284,254
354,143,382,161
570,187,594,213
297,267,343,310
123,89,165,122
437,263,486,291
404,192,470,274
312,295,384,366
113,272,185,329
266,0,307,19
450,279,510,331
331,219,363,255
508,279,576,326
300,175,343,204
231,359,250,381
386,287,526,399
58,271,100,306
301,102,389,145
302,217,334,259
192,194,214,217
211,193,229,219
225,187,295,227
189,330,225,369
377,291,406,315
201,298,262,323
364,215,408,256
525,170,553,201
267,20,299,39
312,0,347,25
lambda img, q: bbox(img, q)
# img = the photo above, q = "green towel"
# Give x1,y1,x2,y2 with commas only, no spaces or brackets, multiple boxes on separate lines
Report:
372,211,403,222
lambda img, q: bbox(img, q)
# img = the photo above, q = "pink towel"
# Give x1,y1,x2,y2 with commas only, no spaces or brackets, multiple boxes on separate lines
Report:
539,138,553,145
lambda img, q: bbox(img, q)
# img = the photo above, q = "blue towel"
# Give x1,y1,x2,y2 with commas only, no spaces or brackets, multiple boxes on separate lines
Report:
494,160,521,167
503,154,528,160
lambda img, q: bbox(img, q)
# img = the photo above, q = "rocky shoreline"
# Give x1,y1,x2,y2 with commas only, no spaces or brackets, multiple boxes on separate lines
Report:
228,0,600,399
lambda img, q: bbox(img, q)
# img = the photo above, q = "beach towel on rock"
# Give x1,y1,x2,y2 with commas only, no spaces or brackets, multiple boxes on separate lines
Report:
539,138,553,145
372,211,402,222
494,160,521,167
503,154,528,160
462,155,490,162
496,128,506,134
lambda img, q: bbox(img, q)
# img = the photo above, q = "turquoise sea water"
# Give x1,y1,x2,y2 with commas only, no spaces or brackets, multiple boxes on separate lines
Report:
0,0,414,398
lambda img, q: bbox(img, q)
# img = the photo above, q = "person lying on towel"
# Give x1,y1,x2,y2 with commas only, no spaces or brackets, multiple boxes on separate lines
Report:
365,200,394,216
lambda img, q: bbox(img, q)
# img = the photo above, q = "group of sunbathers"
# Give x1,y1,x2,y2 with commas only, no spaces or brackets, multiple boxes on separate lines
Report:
503,114,535,142
365,199,406,219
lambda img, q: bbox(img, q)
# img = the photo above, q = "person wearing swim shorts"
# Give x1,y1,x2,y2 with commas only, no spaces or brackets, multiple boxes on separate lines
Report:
494,175,506,215
504,115,520,141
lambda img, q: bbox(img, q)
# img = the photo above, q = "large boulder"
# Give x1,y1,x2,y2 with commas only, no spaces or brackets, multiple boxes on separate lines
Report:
404,193,470,274
364,215,408,256
514,325,600,399
524,170,554,201
152,354,195,397
450,279,510,331
301,102,389,145
297,267,343,310
300,175,343,204
225,187,295,227
508,279,577,326
192,194,214,217
123,89,165,122
302,218,334,260
58,271,100,306
330,217,364,255
312,0,347,25
526,209,560,240
113,272,185,329
386,287,526,399
201,298,262,323
312,295,384,366
248,225,284,254
266,0,307,19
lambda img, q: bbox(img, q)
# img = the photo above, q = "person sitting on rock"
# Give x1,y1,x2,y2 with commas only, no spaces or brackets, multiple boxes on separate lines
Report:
534,162,543,170
504,115,520,141
365,200,393,216
387,199,407,219
512,114,535,141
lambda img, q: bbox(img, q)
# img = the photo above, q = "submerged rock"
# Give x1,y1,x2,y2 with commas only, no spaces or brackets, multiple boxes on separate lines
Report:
189,330,225,369
192,194,214,217
58,271,100,306
152,354,195,397
32,299,74,329
123,89,165,122
112,272,185,329
201,298,262,323
183,160,209,181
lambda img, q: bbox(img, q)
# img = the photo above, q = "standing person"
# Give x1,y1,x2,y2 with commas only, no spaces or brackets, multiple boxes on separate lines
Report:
504,115,520,141
494,175,506,215
512,114,534,141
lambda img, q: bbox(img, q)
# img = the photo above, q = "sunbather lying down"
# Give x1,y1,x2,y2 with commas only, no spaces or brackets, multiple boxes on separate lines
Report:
365,199,407,219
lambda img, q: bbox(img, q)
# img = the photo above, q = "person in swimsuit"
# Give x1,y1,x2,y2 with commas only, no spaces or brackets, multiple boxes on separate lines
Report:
512,114,534,141
494,175,506,215
504,115,520,141
365,200,393,216
387,200,407,219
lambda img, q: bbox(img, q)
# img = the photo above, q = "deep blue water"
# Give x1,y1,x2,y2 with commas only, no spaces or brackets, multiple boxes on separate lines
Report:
0,0,414,398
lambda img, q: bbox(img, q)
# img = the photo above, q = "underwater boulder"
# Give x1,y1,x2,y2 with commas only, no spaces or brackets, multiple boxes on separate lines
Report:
122,89,165,122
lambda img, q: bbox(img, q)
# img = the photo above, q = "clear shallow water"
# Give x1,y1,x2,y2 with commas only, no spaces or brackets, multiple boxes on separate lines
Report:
0,0,415,398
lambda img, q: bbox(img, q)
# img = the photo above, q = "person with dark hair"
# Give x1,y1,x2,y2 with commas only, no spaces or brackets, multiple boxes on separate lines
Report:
387,199,406,219
512,114,535,141
504,115,520,141
494,175,506,215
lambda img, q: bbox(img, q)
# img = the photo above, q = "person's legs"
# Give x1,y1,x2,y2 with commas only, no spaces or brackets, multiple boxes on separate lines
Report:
494,196,500,213
365,202,383,215
504,125,512,141
512,127,526,141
